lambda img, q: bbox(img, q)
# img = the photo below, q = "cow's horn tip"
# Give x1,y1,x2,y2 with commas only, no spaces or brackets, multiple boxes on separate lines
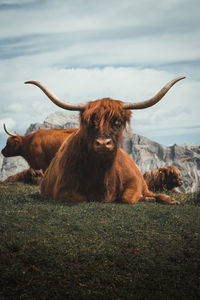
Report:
24,81,38,85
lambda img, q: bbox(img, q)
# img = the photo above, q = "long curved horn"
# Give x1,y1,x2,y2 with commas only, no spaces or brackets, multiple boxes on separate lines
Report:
3,124,17,137
123,76,186,110
24,81,86,111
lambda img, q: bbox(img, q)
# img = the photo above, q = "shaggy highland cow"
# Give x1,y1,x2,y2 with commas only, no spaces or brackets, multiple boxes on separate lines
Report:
2,125,77,172
25,76,185,204
143,165,183,193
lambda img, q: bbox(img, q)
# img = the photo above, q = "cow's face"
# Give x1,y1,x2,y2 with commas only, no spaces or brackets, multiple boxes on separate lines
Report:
170,167,183,187
1,136,21,157
80,98,131,156
164,166,183,187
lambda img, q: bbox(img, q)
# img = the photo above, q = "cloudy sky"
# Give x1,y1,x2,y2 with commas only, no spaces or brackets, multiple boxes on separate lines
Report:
0,0,199,150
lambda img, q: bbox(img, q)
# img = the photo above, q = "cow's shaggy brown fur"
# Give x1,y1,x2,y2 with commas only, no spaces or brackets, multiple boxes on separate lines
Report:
5,168,44,185
41,99,179,204
2,128,77,172
143,166,183,193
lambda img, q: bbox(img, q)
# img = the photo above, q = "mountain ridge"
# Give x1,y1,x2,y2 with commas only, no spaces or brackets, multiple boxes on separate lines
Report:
1,111,199,192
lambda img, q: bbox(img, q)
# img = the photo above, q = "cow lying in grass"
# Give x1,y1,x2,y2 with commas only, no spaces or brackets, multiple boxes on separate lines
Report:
143,165,183,193
2,126,77,184
2,125,77,172
25,76,185,204
5,168,43,185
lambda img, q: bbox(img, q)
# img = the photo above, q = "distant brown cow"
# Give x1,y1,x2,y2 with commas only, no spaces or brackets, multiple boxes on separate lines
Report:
143,166,183,193
2,126,77,172
25,76,185,204
5,168,44,185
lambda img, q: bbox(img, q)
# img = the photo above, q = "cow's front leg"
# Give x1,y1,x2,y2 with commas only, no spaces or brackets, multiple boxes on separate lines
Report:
56,189,87,203
155,193,180,205
121,186,142,204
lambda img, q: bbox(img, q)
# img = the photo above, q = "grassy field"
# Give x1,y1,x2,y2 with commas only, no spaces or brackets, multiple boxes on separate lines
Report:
0,182,199,300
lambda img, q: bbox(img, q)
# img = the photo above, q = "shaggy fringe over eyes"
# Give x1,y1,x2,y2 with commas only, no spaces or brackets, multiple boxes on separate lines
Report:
81,98,132,131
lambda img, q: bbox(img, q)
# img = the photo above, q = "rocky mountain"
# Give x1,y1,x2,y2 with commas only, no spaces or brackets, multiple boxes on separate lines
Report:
121,133,200,193
0,156,29,181
1,111,200,193
25,111,80,134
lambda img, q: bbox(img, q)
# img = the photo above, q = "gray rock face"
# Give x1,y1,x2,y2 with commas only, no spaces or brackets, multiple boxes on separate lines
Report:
0,154,3,171
0,155,29,182
26,111,80,134
122,132,200,193
1,111,200,193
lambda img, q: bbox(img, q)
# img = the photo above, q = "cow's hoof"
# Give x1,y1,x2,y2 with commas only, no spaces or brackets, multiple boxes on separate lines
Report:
170,197,180,205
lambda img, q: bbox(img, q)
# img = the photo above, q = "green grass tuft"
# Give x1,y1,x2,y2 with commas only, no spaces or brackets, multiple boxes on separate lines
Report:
0,183,200,299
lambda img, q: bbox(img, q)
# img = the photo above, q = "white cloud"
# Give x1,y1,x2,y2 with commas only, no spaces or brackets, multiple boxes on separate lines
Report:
1,0,32,4
0,0,199,147
3,103,24,113
0,66,199,147
1,0,199,40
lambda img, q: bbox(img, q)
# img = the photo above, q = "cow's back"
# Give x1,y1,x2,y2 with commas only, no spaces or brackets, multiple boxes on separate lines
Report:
28,128,78,171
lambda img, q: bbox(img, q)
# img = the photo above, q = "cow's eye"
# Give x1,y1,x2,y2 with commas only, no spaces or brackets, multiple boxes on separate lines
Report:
114,120,121,128
90,115,97,127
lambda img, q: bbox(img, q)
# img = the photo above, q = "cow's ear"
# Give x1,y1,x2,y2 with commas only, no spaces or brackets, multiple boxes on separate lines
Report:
12,136,20,145
165,167,171,176
13,137,19,142
159,168,165,174
166,166,174,175
159,168,166,183
122,110,132,127
170,166,175,174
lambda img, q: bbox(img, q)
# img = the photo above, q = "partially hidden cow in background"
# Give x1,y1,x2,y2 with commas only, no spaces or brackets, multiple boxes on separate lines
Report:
2,125,77,172
5,168,44,185
143,165,183,193
25,76,185,204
